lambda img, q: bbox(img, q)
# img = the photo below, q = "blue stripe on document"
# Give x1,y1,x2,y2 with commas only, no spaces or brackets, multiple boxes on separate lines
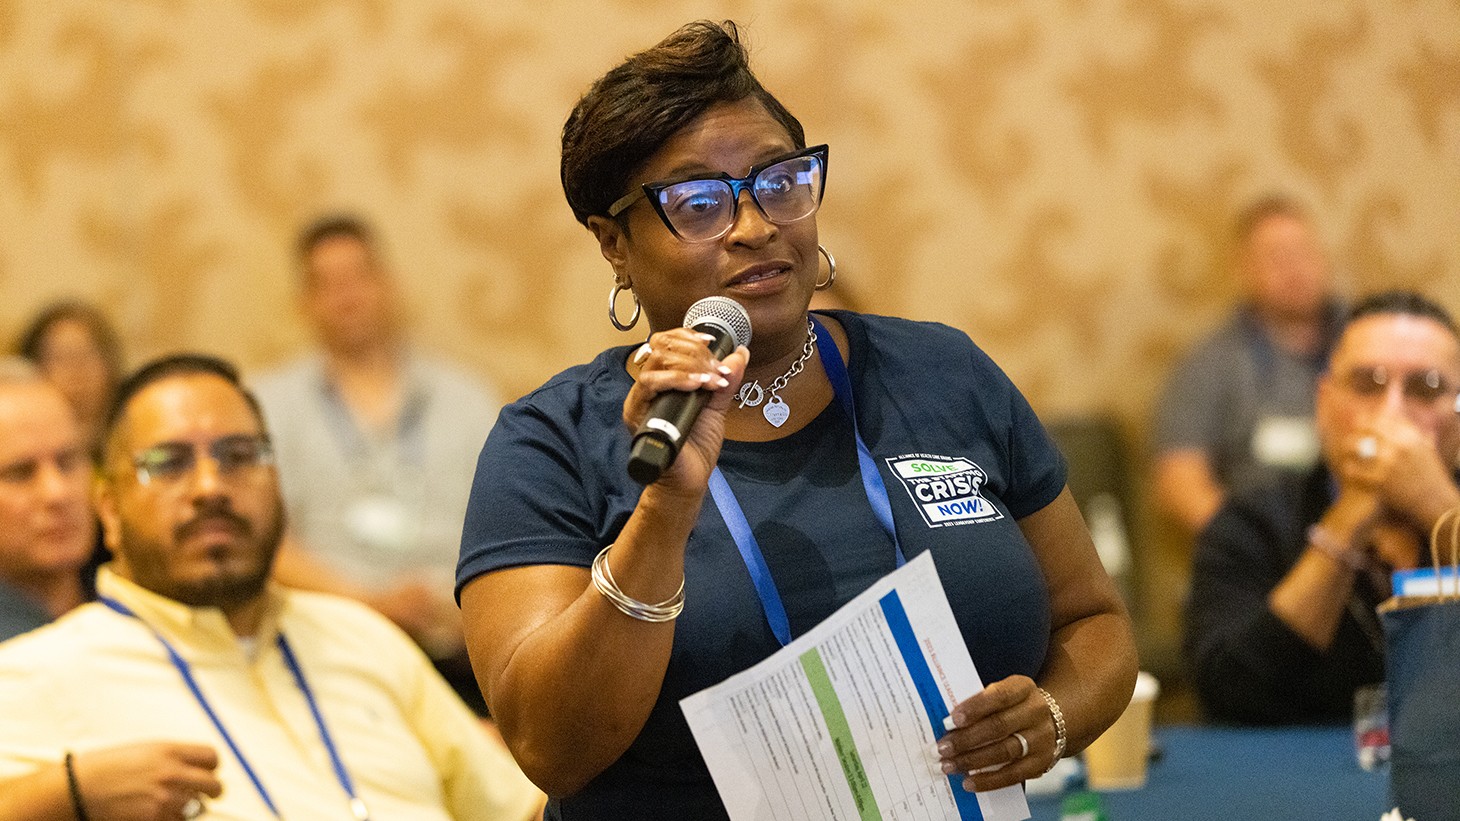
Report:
880,590,984,820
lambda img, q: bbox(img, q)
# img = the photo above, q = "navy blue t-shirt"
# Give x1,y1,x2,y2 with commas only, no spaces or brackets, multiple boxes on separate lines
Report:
458,311,1066,820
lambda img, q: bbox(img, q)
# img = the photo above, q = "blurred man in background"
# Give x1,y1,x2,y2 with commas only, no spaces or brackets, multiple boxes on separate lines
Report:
1152,195,1345,536
0,358,93,642
254,215,502,713
1185,291,1460,724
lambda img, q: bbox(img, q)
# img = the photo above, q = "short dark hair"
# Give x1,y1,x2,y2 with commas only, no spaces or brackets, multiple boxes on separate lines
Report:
15,299,125,385
296,213,376,263
560,19,806,228
1232,194,1309,246
104,353,268,447
1344,289,1460,341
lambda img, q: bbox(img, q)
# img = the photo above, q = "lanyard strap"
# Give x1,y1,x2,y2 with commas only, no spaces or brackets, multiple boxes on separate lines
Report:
318,364,431,469
276,639,371,821
708,314,905,647
707,469,793,646
98,596,370,820
811,314,905,559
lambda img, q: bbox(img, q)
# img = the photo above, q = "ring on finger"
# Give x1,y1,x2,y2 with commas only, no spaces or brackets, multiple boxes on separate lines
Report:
1012,731,1029,759
1356,435,1378,460
182,797,204,819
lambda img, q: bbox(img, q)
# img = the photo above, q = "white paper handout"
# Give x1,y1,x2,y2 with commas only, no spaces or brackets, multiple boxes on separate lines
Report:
680,551,1030,821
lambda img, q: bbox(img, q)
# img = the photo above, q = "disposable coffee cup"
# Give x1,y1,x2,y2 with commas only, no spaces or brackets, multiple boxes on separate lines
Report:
1083,671,1159,791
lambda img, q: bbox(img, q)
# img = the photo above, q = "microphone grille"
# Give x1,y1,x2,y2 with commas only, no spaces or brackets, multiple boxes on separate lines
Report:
682,296,752,348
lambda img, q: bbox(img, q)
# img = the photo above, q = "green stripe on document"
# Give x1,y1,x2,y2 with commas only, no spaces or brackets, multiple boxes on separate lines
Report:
800,648,881,821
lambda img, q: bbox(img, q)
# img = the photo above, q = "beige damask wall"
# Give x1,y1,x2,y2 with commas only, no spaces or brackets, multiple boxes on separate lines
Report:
3,0,1458,674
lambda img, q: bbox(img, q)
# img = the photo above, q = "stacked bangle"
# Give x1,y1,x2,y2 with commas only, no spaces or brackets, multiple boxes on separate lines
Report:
1307,524,1368,572
590,544,685,623
1036,687,1068,774
64,751,91,821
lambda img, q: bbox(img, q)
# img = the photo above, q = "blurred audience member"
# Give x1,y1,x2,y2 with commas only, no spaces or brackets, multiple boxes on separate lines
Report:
1153,195,1344,535
0,354,542,820
1185,291,1460,724
15,299,125,459
0,359,93,642
253,214,502,713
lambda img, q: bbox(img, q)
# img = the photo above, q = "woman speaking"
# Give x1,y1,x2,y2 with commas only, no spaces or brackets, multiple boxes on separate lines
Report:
457,20,1137,819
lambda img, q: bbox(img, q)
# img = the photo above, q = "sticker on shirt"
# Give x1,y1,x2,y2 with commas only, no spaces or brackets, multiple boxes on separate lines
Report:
886,453,1004,528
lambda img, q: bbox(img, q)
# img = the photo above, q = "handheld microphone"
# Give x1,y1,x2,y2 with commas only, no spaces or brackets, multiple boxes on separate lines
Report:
627,296,752,485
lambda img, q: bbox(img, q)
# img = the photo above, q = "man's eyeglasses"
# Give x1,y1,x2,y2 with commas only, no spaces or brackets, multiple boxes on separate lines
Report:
607,144,828,243
132,435,275,486
1338,365,1460,409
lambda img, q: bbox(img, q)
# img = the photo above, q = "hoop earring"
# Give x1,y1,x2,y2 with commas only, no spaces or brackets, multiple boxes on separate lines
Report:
608,282,641,332
814,244,837,290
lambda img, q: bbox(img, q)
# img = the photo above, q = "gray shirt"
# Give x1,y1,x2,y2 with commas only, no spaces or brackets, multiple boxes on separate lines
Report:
252,352,502,595
0,579,50,644
1153,302,1343,496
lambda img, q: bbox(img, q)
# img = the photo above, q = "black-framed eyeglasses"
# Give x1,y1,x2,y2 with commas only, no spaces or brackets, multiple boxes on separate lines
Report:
1338,365,1460,407
607,144,829,243
131,434,275,486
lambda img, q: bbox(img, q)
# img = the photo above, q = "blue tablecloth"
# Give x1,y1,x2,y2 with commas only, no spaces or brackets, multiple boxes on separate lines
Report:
1028,725,1390,820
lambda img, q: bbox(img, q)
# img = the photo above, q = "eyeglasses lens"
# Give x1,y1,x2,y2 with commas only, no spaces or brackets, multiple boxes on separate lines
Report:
1347,366,1453,403
135,436,273,484
657,155,823,241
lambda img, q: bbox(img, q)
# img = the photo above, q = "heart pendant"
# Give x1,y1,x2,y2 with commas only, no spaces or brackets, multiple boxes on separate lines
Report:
762,395,790,428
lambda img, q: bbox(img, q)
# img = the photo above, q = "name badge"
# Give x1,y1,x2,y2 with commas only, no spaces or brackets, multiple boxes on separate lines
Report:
1251,415,1319,469
345,494,415,553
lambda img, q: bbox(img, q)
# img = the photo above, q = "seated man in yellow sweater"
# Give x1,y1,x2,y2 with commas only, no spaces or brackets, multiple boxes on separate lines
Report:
0,353,541,820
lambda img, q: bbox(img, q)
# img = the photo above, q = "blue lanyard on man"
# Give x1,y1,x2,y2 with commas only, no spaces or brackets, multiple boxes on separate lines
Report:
98,596,371,820
708,314,906,647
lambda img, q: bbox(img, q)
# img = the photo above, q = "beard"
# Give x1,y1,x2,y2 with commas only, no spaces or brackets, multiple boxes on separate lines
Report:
117,500,285,613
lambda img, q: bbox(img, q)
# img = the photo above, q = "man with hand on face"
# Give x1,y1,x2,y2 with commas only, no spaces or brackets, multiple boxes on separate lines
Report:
0,354,542,820
1185,290,1460,725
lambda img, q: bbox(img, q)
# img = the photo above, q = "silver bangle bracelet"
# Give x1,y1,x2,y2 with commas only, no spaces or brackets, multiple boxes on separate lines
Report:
1036,686,1068,773
590,544,685,623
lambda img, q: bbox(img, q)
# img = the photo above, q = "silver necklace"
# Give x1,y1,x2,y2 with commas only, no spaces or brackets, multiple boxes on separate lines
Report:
735,318,816,428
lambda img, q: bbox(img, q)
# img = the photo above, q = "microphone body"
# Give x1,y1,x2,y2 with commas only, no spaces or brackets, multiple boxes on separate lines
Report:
627,297,752,485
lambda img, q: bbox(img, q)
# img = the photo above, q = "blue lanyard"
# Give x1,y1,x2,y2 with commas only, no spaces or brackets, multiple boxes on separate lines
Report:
708,314,906,647
319,363,431,468
98,596,371,820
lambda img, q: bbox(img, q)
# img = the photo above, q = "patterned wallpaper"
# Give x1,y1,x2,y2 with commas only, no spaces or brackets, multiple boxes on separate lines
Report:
2,1,1458,652
3,0,1457,415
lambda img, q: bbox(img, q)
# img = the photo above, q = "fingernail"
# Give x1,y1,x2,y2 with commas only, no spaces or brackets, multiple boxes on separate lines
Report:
936,741,951,755
940,760,957,774
715,377,729,388
717,364,732,376
943,714,958,732
697,333,716,343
